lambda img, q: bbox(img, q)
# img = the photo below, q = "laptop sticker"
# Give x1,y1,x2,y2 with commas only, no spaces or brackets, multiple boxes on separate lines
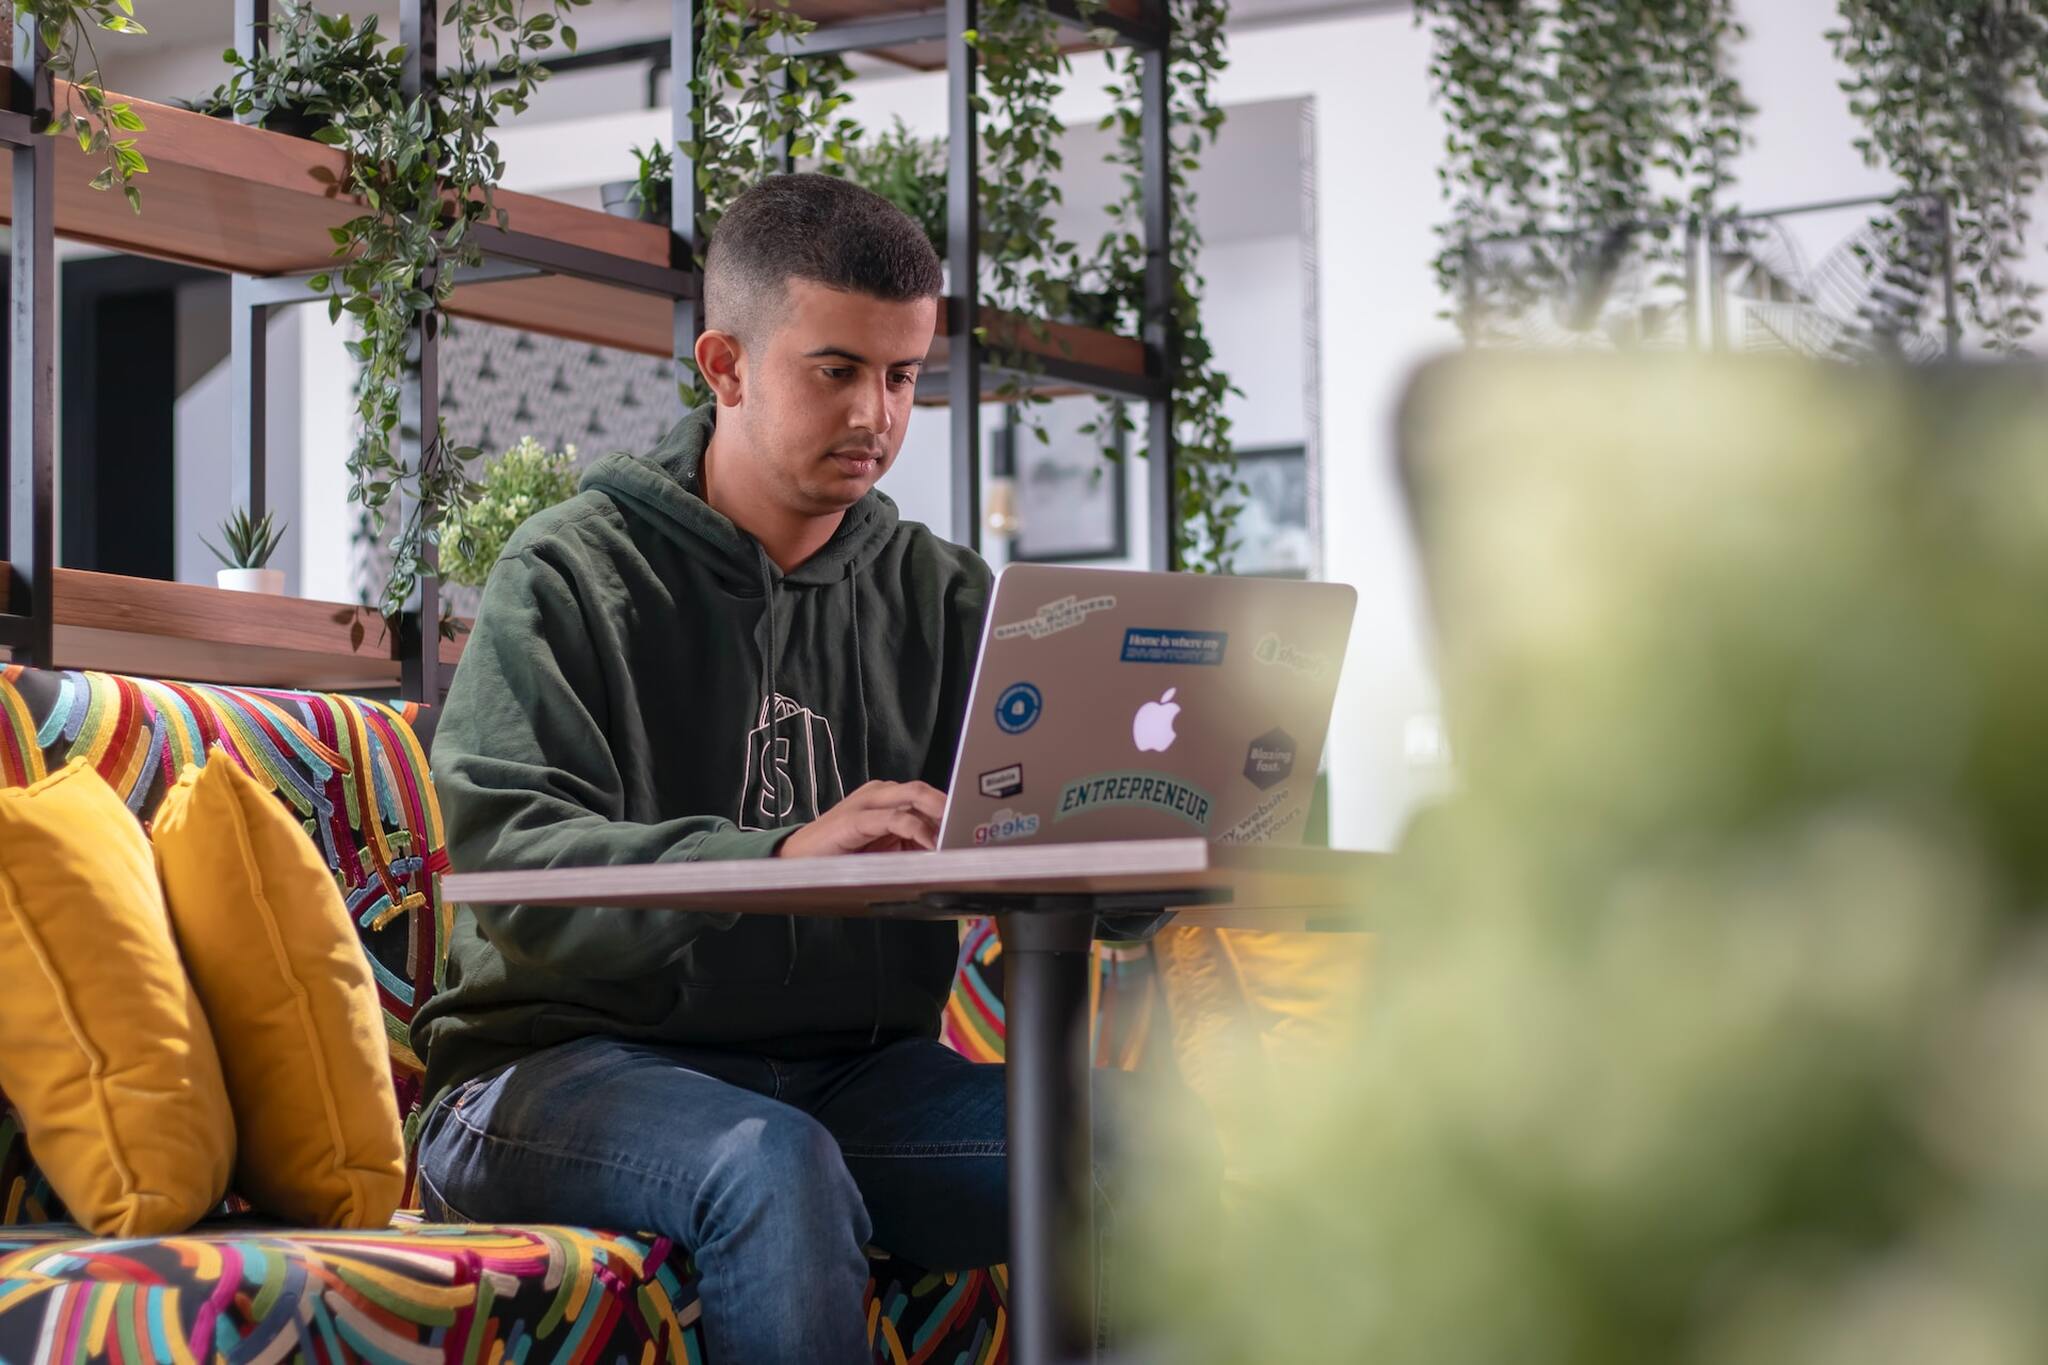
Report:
973,808,1042,844
1244,727,1296,790
1252,633,1331,679
1218,788,1300,845
994,594,1117,641
979,763,1025,799
1120,628,1228,666
995,682,1044,734
1055,770,1214,830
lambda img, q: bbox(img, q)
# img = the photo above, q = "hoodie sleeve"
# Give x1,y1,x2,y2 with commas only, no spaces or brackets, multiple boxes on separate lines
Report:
432,543,792,980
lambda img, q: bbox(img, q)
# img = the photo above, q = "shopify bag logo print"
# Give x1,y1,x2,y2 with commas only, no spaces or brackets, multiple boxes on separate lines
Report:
738,693,846,829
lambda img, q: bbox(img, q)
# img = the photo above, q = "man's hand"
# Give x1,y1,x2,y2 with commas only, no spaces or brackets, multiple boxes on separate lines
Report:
778,781,947,857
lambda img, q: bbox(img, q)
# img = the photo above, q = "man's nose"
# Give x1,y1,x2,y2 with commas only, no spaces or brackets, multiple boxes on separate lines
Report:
849,373,893,438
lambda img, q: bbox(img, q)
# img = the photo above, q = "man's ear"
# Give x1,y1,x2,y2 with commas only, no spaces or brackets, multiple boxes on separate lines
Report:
694,329,747,407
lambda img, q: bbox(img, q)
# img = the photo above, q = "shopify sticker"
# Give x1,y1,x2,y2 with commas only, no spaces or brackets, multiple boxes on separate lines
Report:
995,682,1043,734
1252,633,1331,679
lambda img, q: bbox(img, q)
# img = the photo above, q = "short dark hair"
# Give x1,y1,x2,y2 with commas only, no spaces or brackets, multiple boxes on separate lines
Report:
704,173,944,342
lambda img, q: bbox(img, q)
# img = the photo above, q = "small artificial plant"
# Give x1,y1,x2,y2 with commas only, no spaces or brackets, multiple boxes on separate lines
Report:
436,437,580,589
629,139,674,223
203,506,287,571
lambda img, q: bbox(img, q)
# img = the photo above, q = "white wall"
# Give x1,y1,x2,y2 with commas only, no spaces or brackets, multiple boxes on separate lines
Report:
131,0,2048,850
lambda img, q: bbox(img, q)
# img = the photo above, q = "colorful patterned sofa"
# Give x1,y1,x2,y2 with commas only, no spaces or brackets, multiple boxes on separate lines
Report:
0,662,1104,1365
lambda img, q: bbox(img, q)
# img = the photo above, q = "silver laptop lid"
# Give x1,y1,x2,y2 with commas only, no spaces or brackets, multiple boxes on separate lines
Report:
938,564,1356,850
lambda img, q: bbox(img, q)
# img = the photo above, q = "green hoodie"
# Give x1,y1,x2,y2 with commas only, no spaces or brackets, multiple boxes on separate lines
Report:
411,405,992,1108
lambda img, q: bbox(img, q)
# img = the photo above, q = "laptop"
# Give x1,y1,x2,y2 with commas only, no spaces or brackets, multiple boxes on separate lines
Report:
937,564,1356,850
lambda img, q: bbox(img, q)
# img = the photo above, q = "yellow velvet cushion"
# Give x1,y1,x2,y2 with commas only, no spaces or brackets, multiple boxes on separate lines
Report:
0,758,235,1235
152,751,405,1229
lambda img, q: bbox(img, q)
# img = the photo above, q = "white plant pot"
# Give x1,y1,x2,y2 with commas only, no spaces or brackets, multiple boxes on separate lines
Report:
216,567,285,595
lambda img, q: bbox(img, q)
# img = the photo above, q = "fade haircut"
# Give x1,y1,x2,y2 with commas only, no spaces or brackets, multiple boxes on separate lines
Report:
703,173,944,344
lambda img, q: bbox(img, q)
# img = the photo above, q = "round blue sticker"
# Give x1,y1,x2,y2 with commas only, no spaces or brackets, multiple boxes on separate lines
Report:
995,682,1044,735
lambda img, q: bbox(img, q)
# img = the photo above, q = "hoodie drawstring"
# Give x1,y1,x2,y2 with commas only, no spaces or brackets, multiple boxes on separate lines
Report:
850,564,885,1045
755,542,801,988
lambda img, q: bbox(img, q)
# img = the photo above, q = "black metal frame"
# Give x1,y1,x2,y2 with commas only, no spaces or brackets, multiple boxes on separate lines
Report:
215,0,700,703
2,12,54,665
5,0,1178,699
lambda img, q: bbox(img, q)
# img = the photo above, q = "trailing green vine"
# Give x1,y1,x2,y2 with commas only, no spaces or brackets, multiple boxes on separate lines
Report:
1417,0,1752,339
16,0,150,211
216,0,589,620
1083,0,1243,573
674,0,859,402
1830,0,2048,352
964,0,1080,427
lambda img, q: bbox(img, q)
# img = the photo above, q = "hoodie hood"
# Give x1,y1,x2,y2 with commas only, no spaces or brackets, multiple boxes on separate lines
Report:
578,404,902,591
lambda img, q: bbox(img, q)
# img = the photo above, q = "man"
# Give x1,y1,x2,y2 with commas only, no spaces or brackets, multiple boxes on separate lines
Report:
411,174,1058,1361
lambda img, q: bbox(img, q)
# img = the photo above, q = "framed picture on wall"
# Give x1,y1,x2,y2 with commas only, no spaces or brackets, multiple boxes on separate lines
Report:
1009,400,1129,563
1233,444,1312,578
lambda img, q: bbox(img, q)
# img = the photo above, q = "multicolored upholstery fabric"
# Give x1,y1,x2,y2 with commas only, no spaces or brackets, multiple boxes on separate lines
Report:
0,1220,1009,1365
0,664,1013,1363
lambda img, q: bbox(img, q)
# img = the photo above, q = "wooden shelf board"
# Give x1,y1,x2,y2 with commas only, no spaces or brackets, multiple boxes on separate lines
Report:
0,85,678,353
1,565,464,693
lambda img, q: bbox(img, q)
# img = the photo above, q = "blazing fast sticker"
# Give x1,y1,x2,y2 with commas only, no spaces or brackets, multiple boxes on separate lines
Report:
1055,770,1213,829
1252,633,1331,678
1244,727,1296,790
979,763,1025,799
994,594,1118,641
973,807,1042,844
994,682,1043,734
1120,628,1228,666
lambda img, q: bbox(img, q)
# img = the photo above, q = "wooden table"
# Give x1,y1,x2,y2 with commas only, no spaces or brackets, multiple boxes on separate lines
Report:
445,839,1376,1365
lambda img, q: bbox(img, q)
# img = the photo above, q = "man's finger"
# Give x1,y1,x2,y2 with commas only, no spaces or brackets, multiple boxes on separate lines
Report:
901,782,947,824
884,810,936,850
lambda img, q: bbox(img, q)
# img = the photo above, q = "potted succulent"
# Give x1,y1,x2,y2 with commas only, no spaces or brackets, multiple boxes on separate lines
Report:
601,141,674,226
205,507,288,594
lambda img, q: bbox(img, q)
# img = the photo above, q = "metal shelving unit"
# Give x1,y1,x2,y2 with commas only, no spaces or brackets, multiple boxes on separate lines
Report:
2,0,1178,706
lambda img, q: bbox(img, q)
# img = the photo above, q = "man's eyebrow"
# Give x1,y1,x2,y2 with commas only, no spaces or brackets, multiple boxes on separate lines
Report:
802,346,926,368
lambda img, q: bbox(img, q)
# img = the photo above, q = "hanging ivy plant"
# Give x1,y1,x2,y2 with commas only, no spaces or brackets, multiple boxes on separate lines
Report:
1417,0,1751,339
672,0,859,403
1830,0,2048,353
964,0,1082,426
215,0,589,621
1081,0,1243,573
17,0,151,211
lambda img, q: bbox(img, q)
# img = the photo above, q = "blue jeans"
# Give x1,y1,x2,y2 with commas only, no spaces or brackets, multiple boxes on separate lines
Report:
415,1034,1169,1363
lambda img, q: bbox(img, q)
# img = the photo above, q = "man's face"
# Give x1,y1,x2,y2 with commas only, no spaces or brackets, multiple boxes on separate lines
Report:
738,279,938,514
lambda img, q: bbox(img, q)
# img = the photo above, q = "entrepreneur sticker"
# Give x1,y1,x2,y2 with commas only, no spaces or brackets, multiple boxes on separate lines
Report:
1055,770,1214,830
